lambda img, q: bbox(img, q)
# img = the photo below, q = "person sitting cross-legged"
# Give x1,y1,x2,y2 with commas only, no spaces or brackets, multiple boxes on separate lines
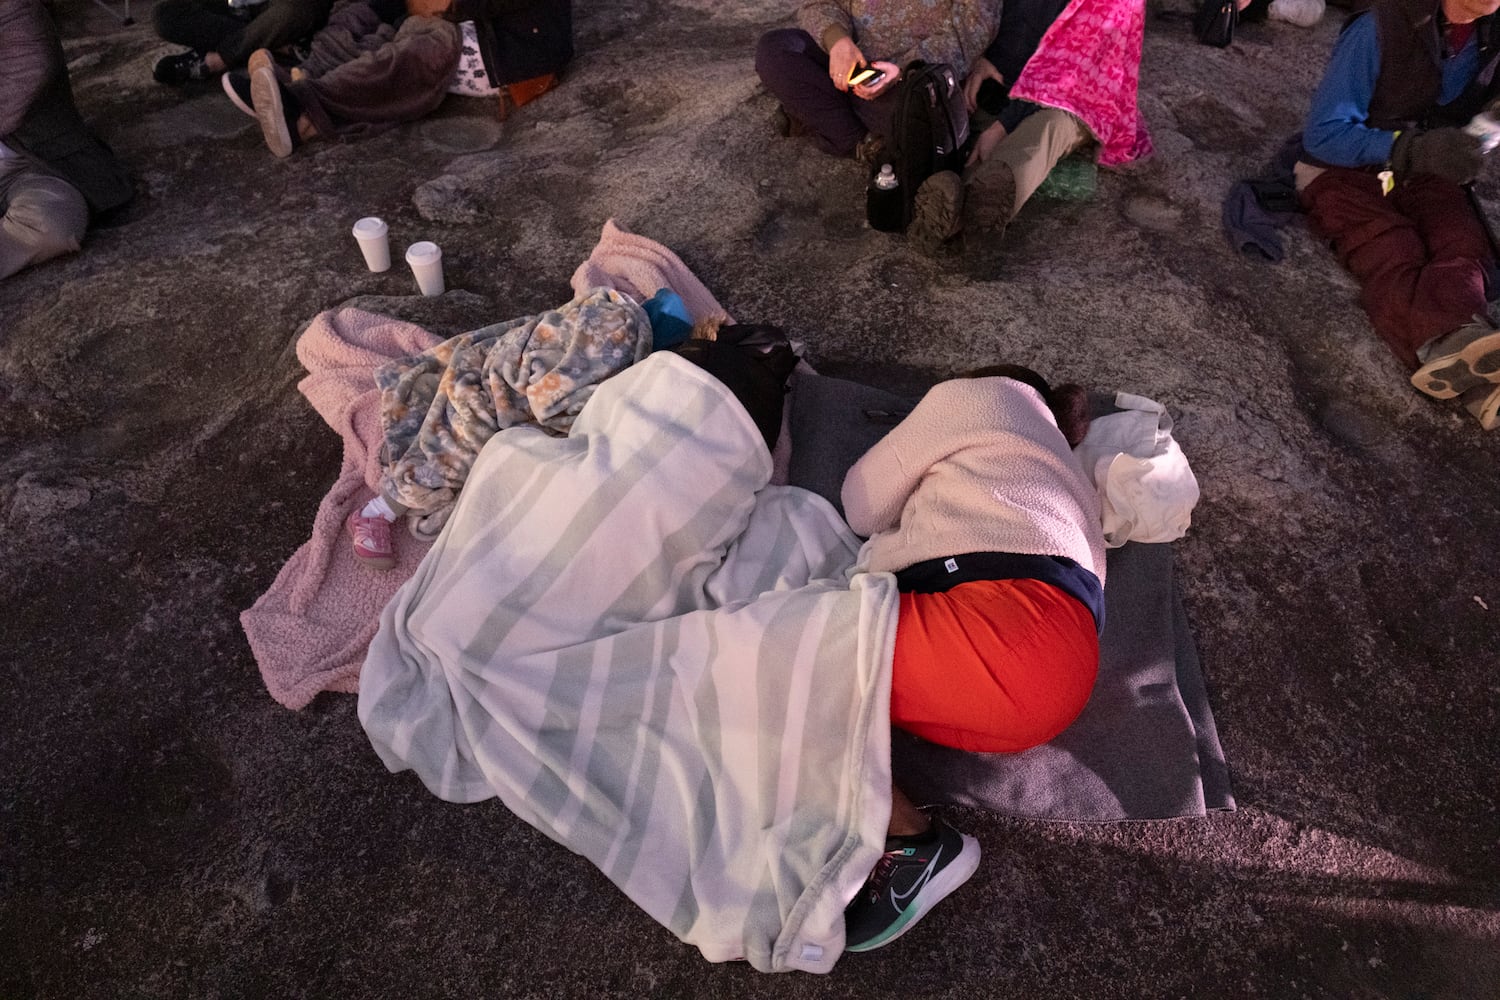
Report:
2,0,132,281
221,0,572,158
908,0,1152,261
150,0,333,86
754,0,1002,163
1297,0,1500,429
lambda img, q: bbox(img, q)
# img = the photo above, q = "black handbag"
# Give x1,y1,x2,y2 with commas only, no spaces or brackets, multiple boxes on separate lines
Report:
1193,0,1237,47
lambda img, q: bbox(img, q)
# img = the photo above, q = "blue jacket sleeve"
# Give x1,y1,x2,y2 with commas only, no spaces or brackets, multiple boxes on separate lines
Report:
1302,14,1397,168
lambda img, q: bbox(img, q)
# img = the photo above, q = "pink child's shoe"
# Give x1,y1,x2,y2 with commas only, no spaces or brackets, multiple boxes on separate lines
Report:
347,512,396,570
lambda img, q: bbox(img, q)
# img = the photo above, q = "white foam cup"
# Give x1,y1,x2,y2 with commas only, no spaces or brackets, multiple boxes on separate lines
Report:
406,241,445,296
352,216,391,272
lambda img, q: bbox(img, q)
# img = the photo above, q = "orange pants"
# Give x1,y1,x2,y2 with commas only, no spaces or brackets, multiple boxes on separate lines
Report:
891,578,1099,753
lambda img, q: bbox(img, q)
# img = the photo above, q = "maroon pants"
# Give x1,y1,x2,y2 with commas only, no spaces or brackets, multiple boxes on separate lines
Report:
289,7,460,141
1301,167,1492,369
753,28,895,158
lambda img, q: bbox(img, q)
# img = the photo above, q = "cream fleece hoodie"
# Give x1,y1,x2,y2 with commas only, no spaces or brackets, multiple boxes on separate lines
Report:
841,377,1106,583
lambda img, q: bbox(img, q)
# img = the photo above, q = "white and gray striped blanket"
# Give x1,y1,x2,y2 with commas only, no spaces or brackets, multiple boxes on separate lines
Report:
358,353,900,972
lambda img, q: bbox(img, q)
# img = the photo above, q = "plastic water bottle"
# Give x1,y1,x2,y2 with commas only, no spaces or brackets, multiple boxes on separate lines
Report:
1465,111,1500,154
867,164,903,232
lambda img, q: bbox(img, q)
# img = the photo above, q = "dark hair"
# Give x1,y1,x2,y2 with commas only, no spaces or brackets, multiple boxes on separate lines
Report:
960,364,1092,448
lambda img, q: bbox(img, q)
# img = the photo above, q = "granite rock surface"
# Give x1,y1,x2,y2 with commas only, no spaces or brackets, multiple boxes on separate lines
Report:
2,2,1497,998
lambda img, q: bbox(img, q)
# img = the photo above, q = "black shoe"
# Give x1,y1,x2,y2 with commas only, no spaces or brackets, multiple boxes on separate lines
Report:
153,49,210,86
844,817,980,953
221,70,255,118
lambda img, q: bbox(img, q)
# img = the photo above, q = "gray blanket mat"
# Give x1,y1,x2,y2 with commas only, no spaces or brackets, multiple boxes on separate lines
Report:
786,372,1235,822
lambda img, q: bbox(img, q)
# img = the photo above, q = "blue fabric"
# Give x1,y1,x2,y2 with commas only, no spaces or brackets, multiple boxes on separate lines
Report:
1304,13,1480,168
642,287,692,350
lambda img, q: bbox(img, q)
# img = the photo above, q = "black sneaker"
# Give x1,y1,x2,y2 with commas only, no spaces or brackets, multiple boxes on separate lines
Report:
844,817,980,953
221,70,255,118
153,49,210,86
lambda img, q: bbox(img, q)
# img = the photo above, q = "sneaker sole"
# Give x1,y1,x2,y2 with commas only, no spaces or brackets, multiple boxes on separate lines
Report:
909,171,964,255
1410,329,1500,399
221,72,255,118
249,51,294,158
844,832,981,953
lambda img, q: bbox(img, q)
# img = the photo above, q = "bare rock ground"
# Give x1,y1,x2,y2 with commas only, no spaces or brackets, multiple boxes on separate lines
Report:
2,1,1497,997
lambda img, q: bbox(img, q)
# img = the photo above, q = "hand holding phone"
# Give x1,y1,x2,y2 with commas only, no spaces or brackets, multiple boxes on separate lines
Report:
851,61,899,100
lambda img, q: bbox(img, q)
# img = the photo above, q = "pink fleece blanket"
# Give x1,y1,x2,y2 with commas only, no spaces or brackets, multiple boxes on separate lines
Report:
1009,0,1153,168
242,220,731,709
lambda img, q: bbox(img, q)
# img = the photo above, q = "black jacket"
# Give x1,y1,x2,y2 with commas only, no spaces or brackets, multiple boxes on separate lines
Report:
447,0,573,87
1365,0,1500,130
1,0,132,215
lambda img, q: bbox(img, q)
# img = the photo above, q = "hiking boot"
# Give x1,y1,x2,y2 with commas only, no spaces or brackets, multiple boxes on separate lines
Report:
153,49,210,86
347,512,396,570
959,159,1016,278
1411,317,1500,399
854,134,887,167
1460,382,1500,430
221,70,255,118
249,48,301,158
772,104,810,139
909,171,964,255
844,817,980,953
965,158,1017,241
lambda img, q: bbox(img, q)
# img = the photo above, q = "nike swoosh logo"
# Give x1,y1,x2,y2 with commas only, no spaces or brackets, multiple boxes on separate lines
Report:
890,845,945,909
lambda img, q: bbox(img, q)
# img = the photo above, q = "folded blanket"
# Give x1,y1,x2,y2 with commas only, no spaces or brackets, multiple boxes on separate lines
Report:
358,353,900,972
1009,0,1153,167
240,308,442,710
571,218,734,324
377,287,651,535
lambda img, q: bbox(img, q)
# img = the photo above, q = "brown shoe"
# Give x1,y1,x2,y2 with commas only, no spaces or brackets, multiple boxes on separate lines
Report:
964,159,1017,240
772,104,811,139
1411,317,1500,399
854,133,886,166
1460,382,1500,430
909,171,963,254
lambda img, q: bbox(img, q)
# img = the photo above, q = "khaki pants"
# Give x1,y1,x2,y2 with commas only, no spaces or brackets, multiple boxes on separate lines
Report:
0,156,88,280
969,107,1087,221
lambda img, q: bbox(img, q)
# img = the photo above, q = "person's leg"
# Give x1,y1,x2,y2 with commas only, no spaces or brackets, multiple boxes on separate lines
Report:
151,0,247,82
151,0,239,53
289,15,462,142
1303,167,1491,370
976,106,1087,226
754,28,870,157
0,162,89,280
294,0,394,79
843,781,981,953
220,0,334,67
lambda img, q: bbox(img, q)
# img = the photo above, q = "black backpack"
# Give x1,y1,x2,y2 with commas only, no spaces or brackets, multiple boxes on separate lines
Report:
885,62,970,229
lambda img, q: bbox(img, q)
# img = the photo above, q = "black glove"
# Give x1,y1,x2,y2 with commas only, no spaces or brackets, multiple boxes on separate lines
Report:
1390,127,1483,185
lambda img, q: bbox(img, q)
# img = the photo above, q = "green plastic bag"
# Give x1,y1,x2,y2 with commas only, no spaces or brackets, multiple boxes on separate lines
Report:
1036,156,1097,201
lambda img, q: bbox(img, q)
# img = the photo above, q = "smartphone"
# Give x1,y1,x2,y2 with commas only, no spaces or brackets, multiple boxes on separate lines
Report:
848,66,887,89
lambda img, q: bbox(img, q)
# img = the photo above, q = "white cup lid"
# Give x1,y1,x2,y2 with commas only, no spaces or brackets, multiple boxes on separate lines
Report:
353,216,388,238
406,240,442,263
